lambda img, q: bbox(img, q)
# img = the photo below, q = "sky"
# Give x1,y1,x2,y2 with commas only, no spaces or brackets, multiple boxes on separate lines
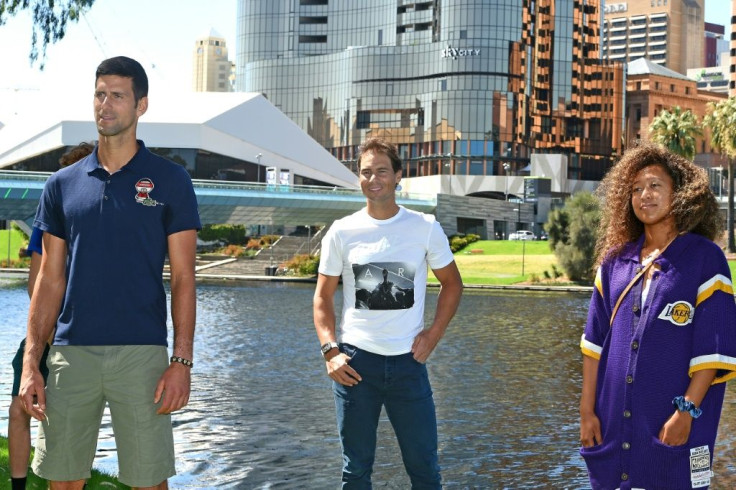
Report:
0,0,732,114
0,0,238,99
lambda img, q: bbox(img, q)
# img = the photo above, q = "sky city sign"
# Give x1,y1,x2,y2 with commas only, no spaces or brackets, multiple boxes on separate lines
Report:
441,45,481,59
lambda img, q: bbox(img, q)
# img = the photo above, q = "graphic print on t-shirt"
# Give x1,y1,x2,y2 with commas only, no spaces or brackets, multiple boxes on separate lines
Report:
352,262,415,310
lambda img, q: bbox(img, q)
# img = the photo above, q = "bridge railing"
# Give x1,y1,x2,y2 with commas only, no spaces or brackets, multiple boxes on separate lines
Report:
1,170,437,205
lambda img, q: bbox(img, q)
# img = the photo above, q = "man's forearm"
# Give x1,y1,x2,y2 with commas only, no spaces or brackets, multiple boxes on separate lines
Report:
427,279,463,337
170,272,195,360
24,277,65,369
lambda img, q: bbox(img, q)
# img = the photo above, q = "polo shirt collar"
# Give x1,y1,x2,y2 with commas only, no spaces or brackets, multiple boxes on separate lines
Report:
84,139,149,175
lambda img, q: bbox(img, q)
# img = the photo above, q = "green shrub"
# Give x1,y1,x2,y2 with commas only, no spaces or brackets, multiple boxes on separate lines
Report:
546,192,600,282
199,224,247,245
448,233,481,253
281,254,319,276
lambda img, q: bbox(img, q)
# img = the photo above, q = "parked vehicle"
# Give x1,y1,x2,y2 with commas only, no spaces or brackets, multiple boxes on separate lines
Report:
508,230,536,241
538,231,548,241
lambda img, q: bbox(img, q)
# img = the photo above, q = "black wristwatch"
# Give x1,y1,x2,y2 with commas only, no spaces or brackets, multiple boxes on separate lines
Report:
321,341,339,357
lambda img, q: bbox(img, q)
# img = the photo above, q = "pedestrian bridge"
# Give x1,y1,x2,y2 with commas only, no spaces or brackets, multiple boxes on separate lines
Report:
0,171,437,226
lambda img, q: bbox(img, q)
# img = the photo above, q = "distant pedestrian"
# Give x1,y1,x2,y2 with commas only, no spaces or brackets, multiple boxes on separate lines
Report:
579,142,736,489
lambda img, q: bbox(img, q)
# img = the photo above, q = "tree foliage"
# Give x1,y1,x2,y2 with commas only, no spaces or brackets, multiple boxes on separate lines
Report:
546,192,600,282
0,0,95,68
648,106,702,161
703,98,736,252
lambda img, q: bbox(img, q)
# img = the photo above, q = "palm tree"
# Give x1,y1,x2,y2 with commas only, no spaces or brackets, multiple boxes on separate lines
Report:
648,106,702,160
704,98,736,253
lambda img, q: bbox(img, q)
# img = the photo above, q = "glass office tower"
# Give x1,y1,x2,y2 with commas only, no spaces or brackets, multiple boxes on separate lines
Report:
237,0,623,182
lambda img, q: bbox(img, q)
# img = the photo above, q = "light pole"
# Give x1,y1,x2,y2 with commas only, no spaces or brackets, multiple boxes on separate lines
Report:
514,207,526,277
503,162,511,201
444,153,454,196
255,153,262,183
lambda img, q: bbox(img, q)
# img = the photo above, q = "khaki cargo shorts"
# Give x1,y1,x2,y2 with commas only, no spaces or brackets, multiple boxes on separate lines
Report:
32,345,176,487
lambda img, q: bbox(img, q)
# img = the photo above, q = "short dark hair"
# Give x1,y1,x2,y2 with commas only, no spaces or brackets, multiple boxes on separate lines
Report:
95,56,148,103
357,138,402,172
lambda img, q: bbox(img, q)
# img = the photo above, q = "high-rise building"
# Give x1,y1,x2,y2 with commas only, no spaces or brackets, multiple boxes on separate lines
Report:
601,0,705,75
192,28,235,92
237,0,624,185
731,0,736,97
704,22,727,68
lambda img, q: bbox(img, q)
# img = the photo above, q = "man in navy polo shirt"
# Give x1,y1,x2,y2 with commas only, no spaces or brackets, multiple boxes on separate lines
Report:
20,56,201,490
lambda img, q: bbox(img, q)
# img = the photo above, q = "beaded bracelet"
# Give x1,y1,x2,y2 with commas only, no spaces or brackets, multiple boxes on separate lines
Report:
170,356,194,368
672,396,702,419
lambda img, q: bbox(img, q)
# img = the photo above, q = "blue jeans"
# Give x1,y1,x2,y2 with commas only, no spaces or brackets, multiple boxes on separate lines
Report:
333,343,441,489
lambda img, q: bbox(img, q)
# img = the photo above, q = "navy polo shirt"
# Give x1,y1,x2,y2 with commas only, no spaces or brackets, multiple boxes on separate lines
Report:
34,140,201,346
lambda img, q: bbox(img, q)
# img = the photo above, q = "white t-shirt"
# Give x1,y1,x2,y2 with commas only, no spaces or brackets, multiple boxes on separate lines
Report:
319,206,455,355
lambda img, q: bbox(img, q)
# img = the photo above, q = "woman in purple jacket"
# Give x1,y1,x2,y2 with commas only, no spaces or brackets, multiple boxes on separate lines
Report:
579,142,736,489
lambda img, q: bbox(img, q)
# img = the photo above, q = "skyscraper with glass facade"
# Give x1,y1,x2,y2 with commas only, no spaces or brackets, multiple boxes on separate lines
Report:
237,0,624,189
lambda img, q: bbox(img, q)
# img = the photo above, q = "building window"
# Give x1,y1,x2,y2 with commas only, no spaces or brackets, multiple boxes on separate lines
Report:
356,111,370,129
300,0,328,5
299,35,327,43
299,16,328,24
378,29,383,46
670,84,675,92
460,30,467,40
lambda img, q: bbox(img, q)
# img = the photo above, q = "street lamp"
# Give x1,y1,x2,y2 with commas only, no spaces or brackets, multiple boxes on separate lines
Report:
444,153,454,196
513,207,526,277
503,162,511,201
255,153,262,183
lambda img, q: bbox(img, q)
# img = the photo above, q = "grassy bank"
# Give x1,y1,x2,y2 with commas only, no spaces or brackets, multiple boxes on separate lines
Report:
0,436,129,489
431,240,561,285
0,229,29,268
431,239,736,286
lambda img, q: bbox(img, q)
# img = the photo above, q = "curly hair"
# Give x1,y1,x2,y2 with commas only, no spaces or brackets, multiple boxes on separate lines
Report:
594,141,722,267
59,142,95,168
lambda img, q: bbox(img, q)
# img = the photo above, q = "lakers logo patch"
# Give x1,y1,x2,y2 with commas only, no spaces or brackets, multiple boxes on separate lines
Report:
658,301,694,326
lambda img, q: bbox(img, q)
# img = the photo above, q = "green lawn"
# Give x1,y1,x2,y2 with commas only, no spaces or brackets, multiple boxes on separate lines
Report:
0,228,30,268
0,436,129,489
432,240,736,286
429,240,561,285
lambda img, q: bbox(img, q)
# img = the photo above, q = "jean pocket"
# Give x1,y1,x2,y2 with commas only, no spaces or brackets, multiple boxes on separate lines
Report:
340,343,360,360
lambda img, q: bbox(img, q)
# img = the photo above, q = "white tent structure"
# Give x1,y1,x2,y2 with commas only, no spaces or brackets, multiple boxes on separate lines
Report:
0,90,358,189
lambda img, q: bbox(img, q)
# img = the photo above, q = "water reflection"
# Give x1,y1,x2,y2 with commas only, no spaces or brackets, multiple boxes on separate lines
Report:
1,280,735,488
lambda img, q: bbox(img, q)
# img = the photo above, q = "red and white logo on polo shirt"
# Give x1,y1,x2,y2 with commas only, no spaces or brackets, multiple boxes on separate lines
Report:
134,178,162,207
658,301,694,326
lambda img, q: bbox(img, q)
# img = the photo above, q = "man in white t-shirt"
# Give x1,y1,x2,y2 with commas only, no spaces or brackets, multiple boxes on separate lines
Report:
313,137,463,488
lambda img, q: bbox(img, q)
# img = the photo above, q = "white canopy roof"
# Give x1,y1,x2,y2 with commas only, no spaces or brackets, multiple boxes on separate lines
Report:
0,90,358,189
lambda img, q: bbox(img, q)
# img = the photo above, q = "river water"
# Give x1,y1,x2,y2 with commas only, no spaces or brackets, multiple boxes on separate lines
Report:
2,279,736,489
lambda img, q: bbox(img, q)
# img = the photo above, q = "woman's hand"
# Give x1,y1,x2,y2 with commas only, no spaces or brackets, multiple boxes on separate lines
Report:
580,411,603,448
658,410,692,446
